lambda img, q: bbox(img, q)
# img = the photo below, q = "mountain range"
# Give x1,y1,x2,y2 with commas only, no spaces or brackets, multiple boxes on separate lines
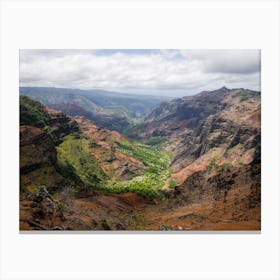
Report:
20,87,169,132
20,86,261,230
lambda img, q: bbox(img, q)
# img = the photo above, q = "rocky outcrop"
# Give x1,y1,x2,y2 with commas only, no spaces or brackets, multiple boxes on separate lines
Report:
20,96,83,192
20,186,66,230
20,95,80,145
147,87,230,126
19,88,261,231
20,126,57,174
132,88,261,185
74,116,146,180
175,163,260,206
43,107,80,145
171,116,260,172
166,162,261,228
20,126,69,192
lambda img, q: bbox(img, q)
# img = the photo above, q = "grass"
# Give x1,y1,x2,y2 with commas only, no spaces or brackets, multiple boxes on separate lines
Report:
99,139,172,200
56,135,106,187
20,96,49,127
56,136,172,200
169,180,177,188
117,140,170,169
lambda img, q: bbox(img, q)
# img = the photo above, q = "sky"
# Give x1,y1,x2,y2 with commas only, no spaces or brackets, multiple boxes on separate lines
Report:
20,49,261,96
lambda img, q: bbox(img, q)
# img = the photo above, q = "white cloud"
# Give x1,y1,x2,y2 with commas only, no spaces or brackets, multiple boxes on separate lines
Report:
20,49,261,95
180,49,260,74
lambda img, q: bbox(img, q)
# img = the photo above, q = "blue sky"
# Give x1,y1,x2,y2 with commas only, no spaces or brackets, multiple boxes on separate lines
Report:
95,49,157,55
95,49,182,58
20,49,261,96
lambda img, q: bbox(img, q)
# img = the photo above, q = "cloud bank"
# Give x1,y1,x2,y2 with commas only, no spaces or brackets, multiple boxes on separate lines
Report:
20,49,260,96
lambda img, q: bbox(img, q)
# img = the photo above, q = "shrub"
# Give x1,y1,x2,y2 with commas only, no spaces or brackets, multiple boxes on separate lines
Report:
206,155,219,171
216,162,232,171
101,220,111,230
169,180,176,188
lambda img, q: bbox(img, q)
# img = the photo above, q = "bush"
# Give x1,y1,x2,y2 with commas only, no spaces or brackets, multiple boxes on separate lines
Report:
206,156,219,171
216,162,232,171
101,220,111,230
169,180,176,188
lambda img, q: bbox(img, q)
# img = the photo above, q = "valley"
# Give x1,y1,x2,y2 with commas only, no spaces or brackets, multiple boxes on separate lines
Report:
20,86,261,231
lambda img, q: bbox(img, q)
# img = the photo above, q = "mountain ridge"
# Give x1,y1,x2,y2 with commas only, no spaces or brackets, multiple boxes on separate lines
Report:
20,86,261,230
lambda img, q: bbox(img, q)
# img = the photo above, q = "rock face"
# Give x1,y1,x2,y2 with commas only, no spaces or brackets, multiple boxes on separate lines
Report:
43,107,80,145
132,87,261,185
20,96,81,192
20,126,56,174
175,162,261,211
74,116,146,180
146,87,230,129
20,185,66,230
20,126,67,192
163,161,261,229
20,87,261,231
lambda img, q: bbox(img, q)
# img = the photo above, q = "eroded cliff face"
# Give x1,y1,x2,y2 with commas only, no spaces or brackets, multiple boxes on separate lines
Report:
74,116,146,180
20,97,82,192
132,87,261,186
43,107,80,145
172,162,261,225
20,87,261,231
20,97,149,193
20,126,67,192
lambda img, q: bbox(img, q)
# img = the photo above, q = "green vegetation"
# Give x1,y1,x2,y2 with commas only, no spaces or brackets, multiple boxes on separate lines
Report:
42,125,59,143
20,96,172,199
117,140,170,168
206,155,219,171
216,162,233,171
20,94,174,200
57,202,65,211
56,136,106,187
56,136,172,200
20,87,167,133
20,96,49,127
99,139,171,200
169,180,176,189
235,89,260,102
101,220,111,230
206,155,232,172
146,136,167,146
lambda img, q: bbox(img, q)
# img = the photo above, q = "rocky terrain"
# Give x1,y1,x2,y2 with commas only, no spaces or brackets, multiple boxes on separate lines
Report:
132,87,261,186
74,116,146,180
20,87,261,231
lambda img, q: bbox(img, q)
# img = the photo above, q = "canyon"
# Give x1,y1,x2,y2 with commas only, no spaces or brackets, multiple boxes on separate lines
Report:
20,87,261,231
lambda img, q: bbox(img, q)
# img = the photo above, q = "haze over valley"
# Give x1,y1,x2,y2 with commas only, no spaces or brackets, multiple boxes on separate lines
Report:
19,50,261,231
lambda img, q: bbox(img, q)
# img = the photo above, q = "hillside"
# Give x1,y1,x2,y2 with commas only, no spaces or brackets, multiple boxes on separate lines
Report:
130,87,261,186
20,87,168,132
20,87,261,231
